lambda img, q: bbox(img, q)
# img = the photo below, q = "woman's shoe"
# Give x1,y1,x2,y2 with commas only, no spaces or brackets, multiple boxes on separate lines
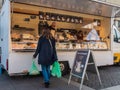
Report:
44,82,49,88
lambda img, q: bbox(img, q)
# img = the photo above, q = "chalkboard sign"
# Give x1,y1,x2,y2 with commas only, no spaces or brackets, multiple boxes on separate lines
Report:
68,50,102,90
71,50,90,78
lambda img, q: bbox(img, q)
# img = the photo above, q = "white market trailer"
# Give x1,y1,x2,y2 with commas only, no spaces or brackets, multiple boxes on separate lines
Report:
1,0,120,75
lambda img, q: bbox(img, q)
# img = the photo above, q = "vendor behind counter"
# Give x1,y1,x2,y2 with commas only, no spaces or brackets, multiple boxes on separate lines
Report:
86,27,100,41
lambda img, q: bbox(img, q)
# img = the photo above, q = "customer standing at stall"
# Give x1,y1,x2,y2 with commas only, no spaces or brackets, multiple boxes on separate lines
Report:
33,24,58,88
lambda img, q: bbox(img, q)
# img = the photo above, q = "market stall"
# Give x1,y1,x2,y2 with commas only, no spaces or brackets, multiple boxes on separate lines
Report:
11,2,109,66
1,0,120,75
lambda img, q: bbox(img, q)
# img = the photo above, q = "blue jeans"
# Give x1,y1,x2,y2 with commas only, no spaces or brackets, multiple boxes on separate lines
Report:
41,65,50,83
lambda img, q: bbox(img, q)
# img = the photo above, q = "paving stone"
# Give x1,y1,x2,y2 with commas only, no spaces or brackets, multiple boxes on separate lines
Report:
63,65,120,90
1,65,120,90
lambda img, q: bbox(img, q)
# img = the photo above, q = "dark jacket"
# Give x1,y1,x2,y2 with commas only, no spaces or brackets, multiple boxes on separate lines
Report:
33,36,58,65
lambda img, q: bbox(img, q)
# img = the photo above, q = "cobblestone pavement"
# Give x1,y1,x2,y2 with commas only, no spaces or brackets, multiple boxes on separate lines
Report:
64,65,120,90
0,71,94,90
1,65,120,90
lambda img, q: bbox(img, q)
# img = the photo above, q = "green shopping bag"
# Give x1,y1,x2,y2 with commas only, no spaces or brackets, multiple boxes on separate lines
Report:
29,60,40,75
51,61,62,78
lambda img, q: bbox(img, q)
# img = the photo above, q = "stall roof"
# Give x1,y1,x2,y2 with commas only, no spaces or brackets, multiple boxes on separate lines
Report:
12,0,120,18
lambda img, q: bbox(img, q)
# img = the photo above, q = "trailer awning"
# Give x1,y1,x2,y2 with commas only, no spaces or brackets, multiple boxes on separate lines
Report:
12,0,120,18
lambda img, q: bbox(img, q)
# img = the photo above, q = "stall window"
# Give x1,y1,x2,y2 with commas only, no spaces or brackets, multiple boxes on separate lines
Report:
118,20,120,28
116,29,120,39
113,29,117,39
113,28,120,42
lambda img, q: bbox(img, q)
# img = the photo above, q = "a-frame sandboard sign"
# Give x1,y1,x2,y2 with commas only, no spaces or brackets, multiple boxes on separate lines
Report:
68,49,102,90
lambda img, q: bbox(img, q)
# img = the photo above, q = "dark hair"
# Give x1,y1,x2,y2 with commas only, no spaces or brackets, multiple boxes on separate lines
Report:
42,28,53,39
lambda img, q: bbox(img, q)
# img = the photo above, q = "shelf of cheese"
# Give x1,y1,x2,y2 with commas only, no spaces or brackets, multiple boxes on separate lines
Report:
12,42,37,51
11,33,37,42
56,41,108,50
11,40,108,52
87,42,108,49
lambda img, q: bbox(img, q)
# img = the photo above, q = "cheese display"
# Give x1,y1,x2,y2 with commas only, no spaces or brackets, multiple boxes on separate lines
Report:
87,42,107,49
12,33,37,51
56,41,107,50
11,33,21,41
12,43,25,49
22,34,34,40
11,15,107,51
12,43,37,50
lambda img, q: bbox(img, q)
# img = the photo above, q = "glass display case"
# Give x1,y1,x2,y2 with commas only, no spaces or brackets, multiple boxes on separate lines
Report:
11,33,38,52
86,41,107,50
12,41,37,52
55,28,108,51
56,41,108,50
